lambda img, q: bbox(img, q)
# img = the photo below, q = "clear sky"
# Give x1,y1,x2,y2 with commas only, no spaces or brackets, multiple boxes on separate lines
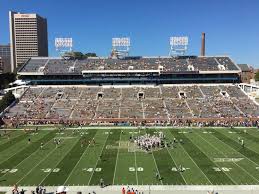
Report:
1,0,259,66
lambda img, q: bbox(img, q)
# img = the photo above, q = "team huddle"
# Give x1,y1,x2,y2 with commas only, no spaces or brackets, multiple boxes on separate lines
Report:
131,131,184,152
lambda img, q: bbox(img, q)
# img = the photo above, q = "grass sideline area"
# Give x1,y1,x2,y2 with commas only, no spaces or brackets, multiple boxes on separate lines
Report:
0,127,259,186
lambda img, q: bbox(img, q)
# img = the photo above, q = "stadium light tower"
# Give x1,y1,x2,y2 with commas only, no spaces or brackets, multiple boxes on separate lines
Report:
169,36,188,56
55,37,73,57
111,37,130,58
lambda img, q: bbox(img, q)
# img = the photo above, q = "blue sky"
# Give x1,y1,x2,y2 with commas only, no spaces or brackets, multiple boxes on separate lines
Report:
1,0,259,66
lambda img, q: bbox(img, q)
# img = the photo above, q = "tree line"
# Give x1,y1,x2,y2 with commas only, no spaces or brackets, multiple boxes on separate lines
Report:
63,52,97,60
0,91,15,113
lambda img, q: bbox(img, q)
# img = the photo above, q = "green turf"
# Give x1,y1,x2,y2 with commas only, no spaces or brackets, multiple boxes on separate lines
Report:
0,127,259,186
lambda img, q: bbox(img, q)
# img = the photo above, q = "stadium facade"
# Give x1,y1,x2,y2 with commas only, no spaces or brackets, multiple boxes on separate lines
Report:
2,54,259,126
17,56,241,85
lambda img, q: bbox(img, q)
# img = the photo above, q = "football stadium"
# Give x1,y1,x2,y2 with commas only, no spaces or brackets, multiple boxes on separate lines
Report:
1,2,259,193
1,36,259,194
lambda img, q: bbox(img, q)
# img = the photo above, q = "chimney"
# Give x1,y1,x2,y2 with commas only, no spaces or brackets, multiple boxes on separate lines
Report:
201,32,205,56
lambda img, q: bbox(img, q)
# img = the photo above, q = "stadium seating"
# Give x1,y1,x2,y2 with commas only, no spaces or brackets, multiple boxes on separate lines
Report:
19,56,240,75
4,84,259,125
20,58,48,72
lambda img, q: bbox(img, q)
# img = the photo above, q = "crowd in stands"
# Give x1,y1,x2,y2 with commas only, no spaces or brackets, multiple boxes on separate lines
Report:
19,57,239,74
3,85,259,127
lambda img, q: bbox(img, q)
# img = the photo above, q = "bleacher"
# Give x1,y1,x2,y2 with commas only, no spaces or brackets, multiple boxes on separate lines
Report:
20,58,49,73
4,84,259,125
19,56,240,74
17,56,241,85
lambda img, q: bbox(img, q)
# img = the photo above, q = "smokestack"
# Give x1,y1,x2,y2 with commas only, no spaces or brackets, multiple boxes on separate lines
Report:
201,32,205,56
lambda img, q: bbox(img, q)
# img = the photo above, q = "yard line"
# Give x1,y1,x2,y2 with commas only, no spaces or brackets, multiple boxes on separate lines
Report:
0,132,53,178
112,130,122,185
155,128,187,185
144,128,163,185
39,138,80,185
0,132,49,165
17,140,60,184
210,129,259,176
168,129,212,185
196,130,259,184
214,128,259,163
220,128,259,155
133,130,139,185
185,132,238,185
0,131,24,146
64,129,96,184
87,129,110,185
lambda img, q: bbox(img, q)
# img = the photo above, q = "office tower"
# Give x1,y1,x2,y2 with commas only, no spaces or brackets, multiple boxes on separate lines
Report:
9,11,48,72
0,44,11,73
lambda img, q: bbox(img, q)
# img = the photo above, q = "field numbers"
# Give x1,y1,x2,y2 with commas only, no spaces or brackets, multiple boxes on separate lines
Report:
104,132,113,134
0,169,18,173
41,168,60,173
213,167,232,172
83,168,102,172
171,167,190,172
129,167,144,172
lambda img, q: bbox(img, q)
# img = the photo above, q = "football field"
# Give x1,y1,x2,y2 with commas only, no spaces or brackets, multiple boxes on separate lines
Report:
0,127,259,186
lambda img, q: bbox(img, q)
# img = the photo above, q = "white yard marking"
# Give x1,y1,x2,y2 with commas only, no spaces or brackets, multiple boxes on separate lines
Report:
17,142,58,184
196,131,259,184
144,129,163,185
171,167,190,172
0,169,18,173
134,139,139,185
83,168,102,172
0,133,55,179
112,130,122,185
129,167,144,172
203,129,259,183
87,129,111,185
64,130,97,184
158,129,187,185
213,167,232,172
41,168,60,173
0,133,49,165
171,129,212,185
186,132,238,185
39,138,80,185
214,158,244,162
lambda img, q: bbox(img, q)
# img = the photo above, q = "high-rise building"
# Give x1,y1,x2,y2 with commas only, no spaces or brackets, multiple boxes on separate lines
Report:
9,11,48,72
0,44,11,73
0,57,3,74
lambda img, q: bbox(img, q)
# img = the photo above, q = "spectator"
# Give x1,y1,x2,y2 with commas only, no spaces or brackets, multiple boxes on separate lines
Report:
56,186,69,194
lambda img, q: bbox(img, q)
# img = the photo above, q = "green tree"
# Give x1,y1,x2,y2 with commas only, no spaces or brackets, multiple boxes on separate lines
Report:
0,91,16,113
255,71,259,81
84,53,97,58
73,52,84,59
0,73,16,89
